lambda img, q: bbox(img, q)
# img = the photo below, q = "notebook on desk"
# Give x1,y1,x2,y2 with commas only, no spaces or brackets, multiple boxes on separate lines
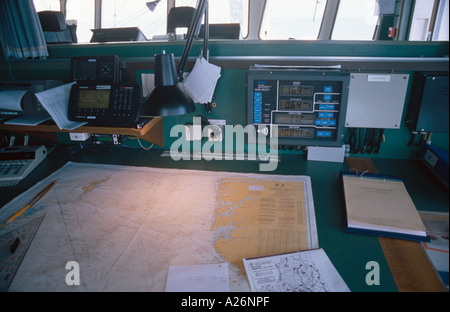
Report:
340,171,429,242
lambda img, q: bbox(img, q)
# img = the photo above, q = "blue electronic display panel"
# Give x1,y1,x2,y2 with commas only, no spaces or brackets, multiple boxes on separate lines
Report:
247,70,350,147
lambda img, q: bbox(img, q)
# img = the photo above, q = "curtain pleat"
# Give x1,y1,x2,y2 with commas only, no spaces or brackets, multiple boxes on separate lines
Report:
0,0,49,60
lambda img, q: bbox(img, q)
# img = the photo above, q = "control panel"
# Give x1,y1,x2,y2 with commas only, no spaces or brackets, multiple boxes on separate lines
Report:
68,83,142,125
247,70,350,147
71,55,120,84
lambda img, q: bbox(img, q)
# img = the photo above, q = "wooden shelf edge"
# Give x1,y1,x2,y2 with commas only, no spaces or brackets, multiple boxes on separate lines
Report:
139,117,164,147
0,117,165,147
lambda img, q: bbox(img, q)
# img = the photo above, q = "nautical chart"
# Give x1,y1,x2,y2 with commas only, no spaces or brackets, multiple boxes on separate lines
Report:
0,162,317,291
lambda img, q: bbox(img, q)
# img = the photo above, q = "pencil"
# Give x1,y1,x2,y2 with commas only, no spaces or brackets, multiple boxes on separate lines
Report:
5,180,56,224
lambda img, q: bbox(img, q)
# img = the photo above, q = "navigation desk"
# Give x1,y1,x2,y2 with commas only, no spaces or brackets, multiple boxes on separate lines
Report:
0,146,448,292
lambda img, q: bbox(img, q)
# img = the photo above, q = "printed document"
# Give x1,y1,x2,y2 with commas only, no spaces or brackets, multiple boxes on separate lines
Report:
35,82,86,130
243,248,350,292
165,263,229,292
342,174,427,238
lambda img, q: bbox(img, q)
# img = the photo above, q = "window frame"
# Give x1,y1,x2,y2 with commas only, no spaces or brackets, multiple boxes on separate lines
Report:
258,0,329,40
33,0,449,43
64,0,250,42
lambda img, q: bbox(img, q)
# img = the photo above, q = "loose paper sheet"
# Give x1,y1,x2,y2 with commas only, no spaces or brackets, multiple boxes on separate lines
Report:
419,211,449,285
165,263,229,292
182,57,221,104
34,82,87,130
243,248,350,292
4,115,51,126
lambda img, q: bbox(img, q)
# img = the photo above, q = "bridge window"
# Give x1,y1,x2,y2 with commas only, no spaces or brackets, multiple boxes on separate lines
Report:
260,0,327,40
332,0,380,40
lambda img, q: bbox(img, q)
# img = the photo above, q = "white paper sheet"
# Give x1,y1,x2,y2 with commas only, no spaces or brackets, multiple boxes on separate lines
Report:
0,90,28,111
4,115,51,126
182,57,221,104
34,82,87,130
165,263,229,292
243,248,350,292
420,211,449,288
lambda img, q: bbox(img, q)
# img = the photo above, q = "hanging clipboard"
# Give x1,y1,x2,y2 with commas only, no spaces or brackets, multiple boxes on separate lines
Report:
339,171,429,242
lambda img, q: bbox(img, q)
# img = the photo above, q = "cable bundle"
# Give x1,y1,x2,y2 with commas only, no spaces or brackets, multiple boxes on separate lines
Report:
345,128,385,155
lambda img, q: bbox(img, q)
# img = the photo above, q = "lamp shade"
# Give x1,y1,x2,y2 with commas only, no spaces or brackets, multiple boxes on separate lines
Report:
141,52,196,117
146,0,161,12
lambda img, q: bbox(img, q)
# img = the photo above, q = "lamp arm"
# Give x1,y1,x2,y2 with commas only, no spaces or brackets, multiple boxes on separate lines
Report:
177,0,209,82
202,1,209,61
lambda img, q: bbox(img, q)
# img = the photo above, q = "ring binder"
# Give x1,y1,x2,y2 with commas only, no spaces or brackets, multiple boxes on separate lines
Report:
339,170,429,242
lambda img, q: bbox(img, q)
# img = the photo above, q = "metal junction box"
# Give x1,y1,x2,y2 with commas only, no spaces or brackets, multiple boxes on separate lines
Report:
405,72,449,133
345,73,409,129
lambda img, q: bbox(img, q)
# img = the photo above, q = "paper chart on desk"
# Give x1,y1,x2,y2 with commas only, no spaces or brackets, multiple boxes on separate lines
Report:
3,162,317,291
35,82,87,130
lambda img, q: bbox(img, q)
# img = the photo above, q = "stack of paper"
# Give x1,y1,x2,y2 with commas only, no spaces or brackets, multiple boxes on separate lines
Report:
182,57,221,104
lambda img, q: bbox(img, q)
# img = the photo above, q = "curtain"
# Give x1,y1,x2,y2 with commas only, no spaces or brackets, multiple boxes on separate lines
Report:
0,0,49,60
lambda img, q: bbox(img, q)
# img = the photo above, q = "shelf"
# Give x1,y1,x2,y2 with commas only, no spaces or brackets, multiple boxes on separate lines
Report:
0,117,165,147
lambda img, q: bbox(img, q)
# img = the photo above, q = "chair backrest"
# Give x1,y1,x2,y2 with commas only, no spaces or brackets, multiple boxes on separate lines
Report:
38,10,77,43
67,23,78,43
167,7,195,34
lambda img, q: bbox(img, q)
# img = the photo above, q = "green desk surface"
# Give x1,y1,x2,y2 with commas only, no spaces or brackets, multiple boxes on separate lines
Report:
1,146,448,292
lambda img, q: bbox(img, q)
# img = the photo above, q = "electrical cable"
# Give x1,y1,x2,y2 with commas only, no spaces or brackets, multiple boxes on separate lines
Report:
416,133,425,146
64,141,102,156
137,138,154,150
365,128,374,154
353,128,360,154
374,129,384,154
351,128,360,154
346,128,357,154
408,131,426,147
407,132,416,147
370,128,379,154
427,132,433,145
359,128,366,154
346,128,385,155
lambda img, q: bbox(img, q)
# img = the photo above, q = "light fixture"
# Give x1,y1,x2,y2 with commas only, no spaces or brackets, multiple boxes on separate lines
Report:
146,0,161,12
141,0,209,117
140,51,195,117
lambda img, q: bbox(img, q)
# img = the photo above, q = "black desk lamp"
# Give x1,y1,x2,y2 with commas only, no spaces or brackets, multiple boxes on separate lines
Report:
141,0,209,117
